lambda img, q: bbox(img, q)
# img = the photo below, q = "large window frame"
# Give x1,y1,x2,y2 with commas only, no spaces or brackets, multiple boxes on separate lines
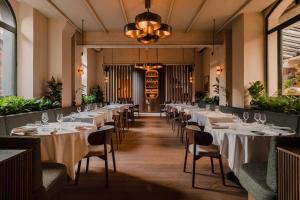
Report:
266,1,300,95
0,0,17,96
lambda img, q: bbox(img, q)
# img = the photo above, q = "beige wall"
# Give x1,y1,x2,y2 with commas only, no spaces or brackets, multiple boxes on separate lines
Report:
86,48,98,93
231,13,265,108
16,2,34,98
33,9,48,97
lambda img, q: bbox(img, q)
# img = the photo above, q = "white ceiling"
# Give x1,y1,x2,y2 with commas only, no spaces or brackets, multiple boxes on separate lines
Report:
17,0,276,32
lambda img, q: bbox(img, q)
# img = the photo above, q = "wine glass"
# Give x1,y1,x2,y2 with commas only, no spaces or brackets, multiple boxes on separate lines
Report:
56,113,63,131
77,106,81,113
41,112,49,125
259,113,267,125
243,112,249,123
70,112,76,122
205,104,210,111
254,113,261,123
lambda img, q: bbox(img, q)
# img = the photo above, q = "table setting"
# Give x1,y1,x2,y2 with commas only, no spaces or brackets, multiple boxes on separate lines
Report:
11,112,97,180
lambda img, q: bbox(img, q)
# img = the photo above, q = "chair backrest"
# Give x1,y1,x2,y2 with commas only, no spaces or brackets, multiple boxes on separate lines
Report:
0,136,46,199
186,130,213,146
266,136,300,192
88,126,114,146
134,104,139,109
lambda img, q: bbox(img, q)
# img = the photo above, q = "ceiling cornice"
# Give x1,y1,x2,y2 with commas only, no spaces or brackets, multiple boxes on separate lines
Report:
82,0,108,33
46,0,81,33
217,0,253,32
185,0,207,33
166,0,175,24
119,0,129,24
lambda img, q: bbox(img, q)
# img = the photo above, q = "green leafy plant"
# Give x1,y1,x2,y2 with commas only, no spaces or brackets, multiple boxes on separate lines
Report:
82,95,96,105
90,85,104,103
44,76,62,105
0,96,59,115
248,81,264,100
203,96,219,105
284,78,297,89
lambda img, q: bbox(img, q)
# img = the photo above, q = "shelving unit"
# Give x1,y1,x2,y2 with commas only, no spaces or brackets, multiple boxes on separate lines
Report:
145,70,159,99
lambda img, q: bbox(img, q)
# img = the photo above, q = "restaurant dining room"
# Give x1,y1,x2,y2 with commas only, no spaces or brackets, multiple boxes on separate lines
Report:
1,0,300,200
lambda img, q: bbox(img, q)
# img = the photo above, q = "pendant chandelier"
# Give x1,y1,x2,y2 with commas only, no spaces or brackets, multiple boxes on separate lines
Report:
124,0,172,44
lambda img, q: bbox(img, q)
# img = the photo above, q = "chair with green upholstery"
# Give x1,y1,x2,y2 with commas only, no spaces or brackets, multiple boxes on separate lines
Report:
0,136,67,200
239,136,300,200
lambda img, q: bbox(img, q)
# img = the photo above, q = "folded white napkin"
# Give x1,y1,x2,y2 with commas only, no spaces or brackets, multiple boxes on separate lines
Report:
12,126,37,134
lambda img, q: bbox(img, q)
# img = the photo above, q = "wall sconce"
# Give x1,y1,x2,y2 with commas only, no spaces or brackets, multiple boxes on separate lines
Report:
216,65,223,75
78,65,84,76
104,76,109,83
189,76,193,83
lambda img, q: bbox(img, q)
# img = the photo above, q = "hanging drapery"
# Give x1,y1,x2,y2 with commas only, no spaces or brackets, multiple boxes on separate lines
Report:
103,64,133,103
165,64,193,103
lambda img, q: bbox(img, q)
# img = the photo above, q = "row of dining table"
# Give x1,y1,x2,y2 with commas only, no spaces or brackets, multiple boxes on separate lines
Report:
167,103,295,177
11,104,131,179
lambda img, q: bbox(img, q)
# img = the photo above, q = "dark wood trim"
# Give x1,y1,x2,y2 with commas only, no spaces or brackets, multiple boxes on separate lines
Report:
268,12,300,34
278,30,283,94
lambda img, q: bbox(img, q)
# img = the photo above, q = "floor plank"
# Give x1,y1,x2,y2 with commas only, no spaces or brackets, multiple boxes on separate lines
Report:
62,116,247,200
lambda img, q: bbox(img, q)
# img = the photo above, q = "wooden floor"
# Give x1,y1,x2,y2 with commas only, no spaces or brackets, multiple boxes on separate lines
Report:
62,117,247,200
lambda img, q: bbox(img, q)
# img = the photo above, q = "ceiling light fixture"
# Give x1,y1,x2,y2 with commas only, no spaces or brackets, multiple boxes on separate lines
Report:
124,0,172,44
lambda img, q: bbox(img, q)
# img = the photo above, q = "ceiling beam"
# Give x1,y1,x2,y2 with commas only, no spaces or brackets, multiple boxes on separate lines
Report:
166,0,175,24
82,0,108,33
46,0,81,33
185,0,207,33
217,0,253,32
119,0,129,24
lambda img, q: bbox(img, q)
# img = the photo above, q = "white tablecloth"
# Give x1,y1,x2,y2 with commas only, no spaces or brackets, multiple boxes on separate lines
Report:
169,104,295,177
12,122,97,179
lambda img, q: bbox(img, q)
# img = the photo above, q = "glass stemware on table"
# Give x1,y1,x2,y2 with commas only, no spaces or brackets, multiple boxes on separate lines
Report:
77,106,81,113
41,112,49,125
243,112,249,123
254,113,260,123
57,113,64,130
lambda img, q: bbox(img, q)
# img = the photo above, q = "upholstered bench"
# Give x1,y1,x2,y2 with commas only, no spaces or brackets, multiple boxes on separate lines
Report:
239,137,300,200
0,137,67,200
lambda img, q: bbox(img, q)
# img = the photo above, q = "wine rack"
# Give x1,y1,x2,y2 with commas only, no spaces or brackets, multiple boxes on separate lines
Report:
145,70,159,99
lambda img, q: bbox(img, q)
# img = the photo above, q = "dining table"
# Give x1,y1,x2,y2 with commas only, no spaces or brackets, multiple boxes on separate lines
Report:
11,122,97,180
170,104,296,177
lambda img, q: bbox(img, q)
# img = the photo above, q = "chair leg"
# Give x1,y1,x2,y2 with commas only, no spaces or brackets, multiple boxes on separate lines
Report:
218,156,226,185
192,154,196,188
104,148,109,187
111,141,116,173
75,160,82,185
183,143,189,172
86,157,90,173
210,157,215,174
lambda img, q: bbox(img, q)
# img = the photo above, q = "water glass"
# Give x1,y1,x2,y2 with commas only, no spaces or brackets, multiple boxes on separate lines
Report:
254,113,260,123
41,112,49,125
243,112,249,123
56,113,63,130
77,106,81,113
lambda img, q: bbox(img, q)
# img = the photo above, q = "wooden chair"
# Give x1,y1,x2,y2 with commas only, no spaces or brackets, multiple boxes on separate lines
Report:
160,104,167,118
75,126,116,187
179,114,191,143
104,115,120,149
183,129,225,188
133,104,139,118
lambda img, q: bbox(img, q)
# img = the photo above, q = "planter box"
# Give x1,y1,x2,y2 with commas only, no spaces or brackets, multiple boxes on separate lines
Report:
220,106,300,135
0,106,77,136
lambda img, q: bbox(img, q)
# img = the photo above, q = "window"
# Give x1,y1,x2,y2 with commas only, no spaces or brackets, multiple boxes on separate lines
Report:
281,22,300,96
267,1,300,96
0,0,16,96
